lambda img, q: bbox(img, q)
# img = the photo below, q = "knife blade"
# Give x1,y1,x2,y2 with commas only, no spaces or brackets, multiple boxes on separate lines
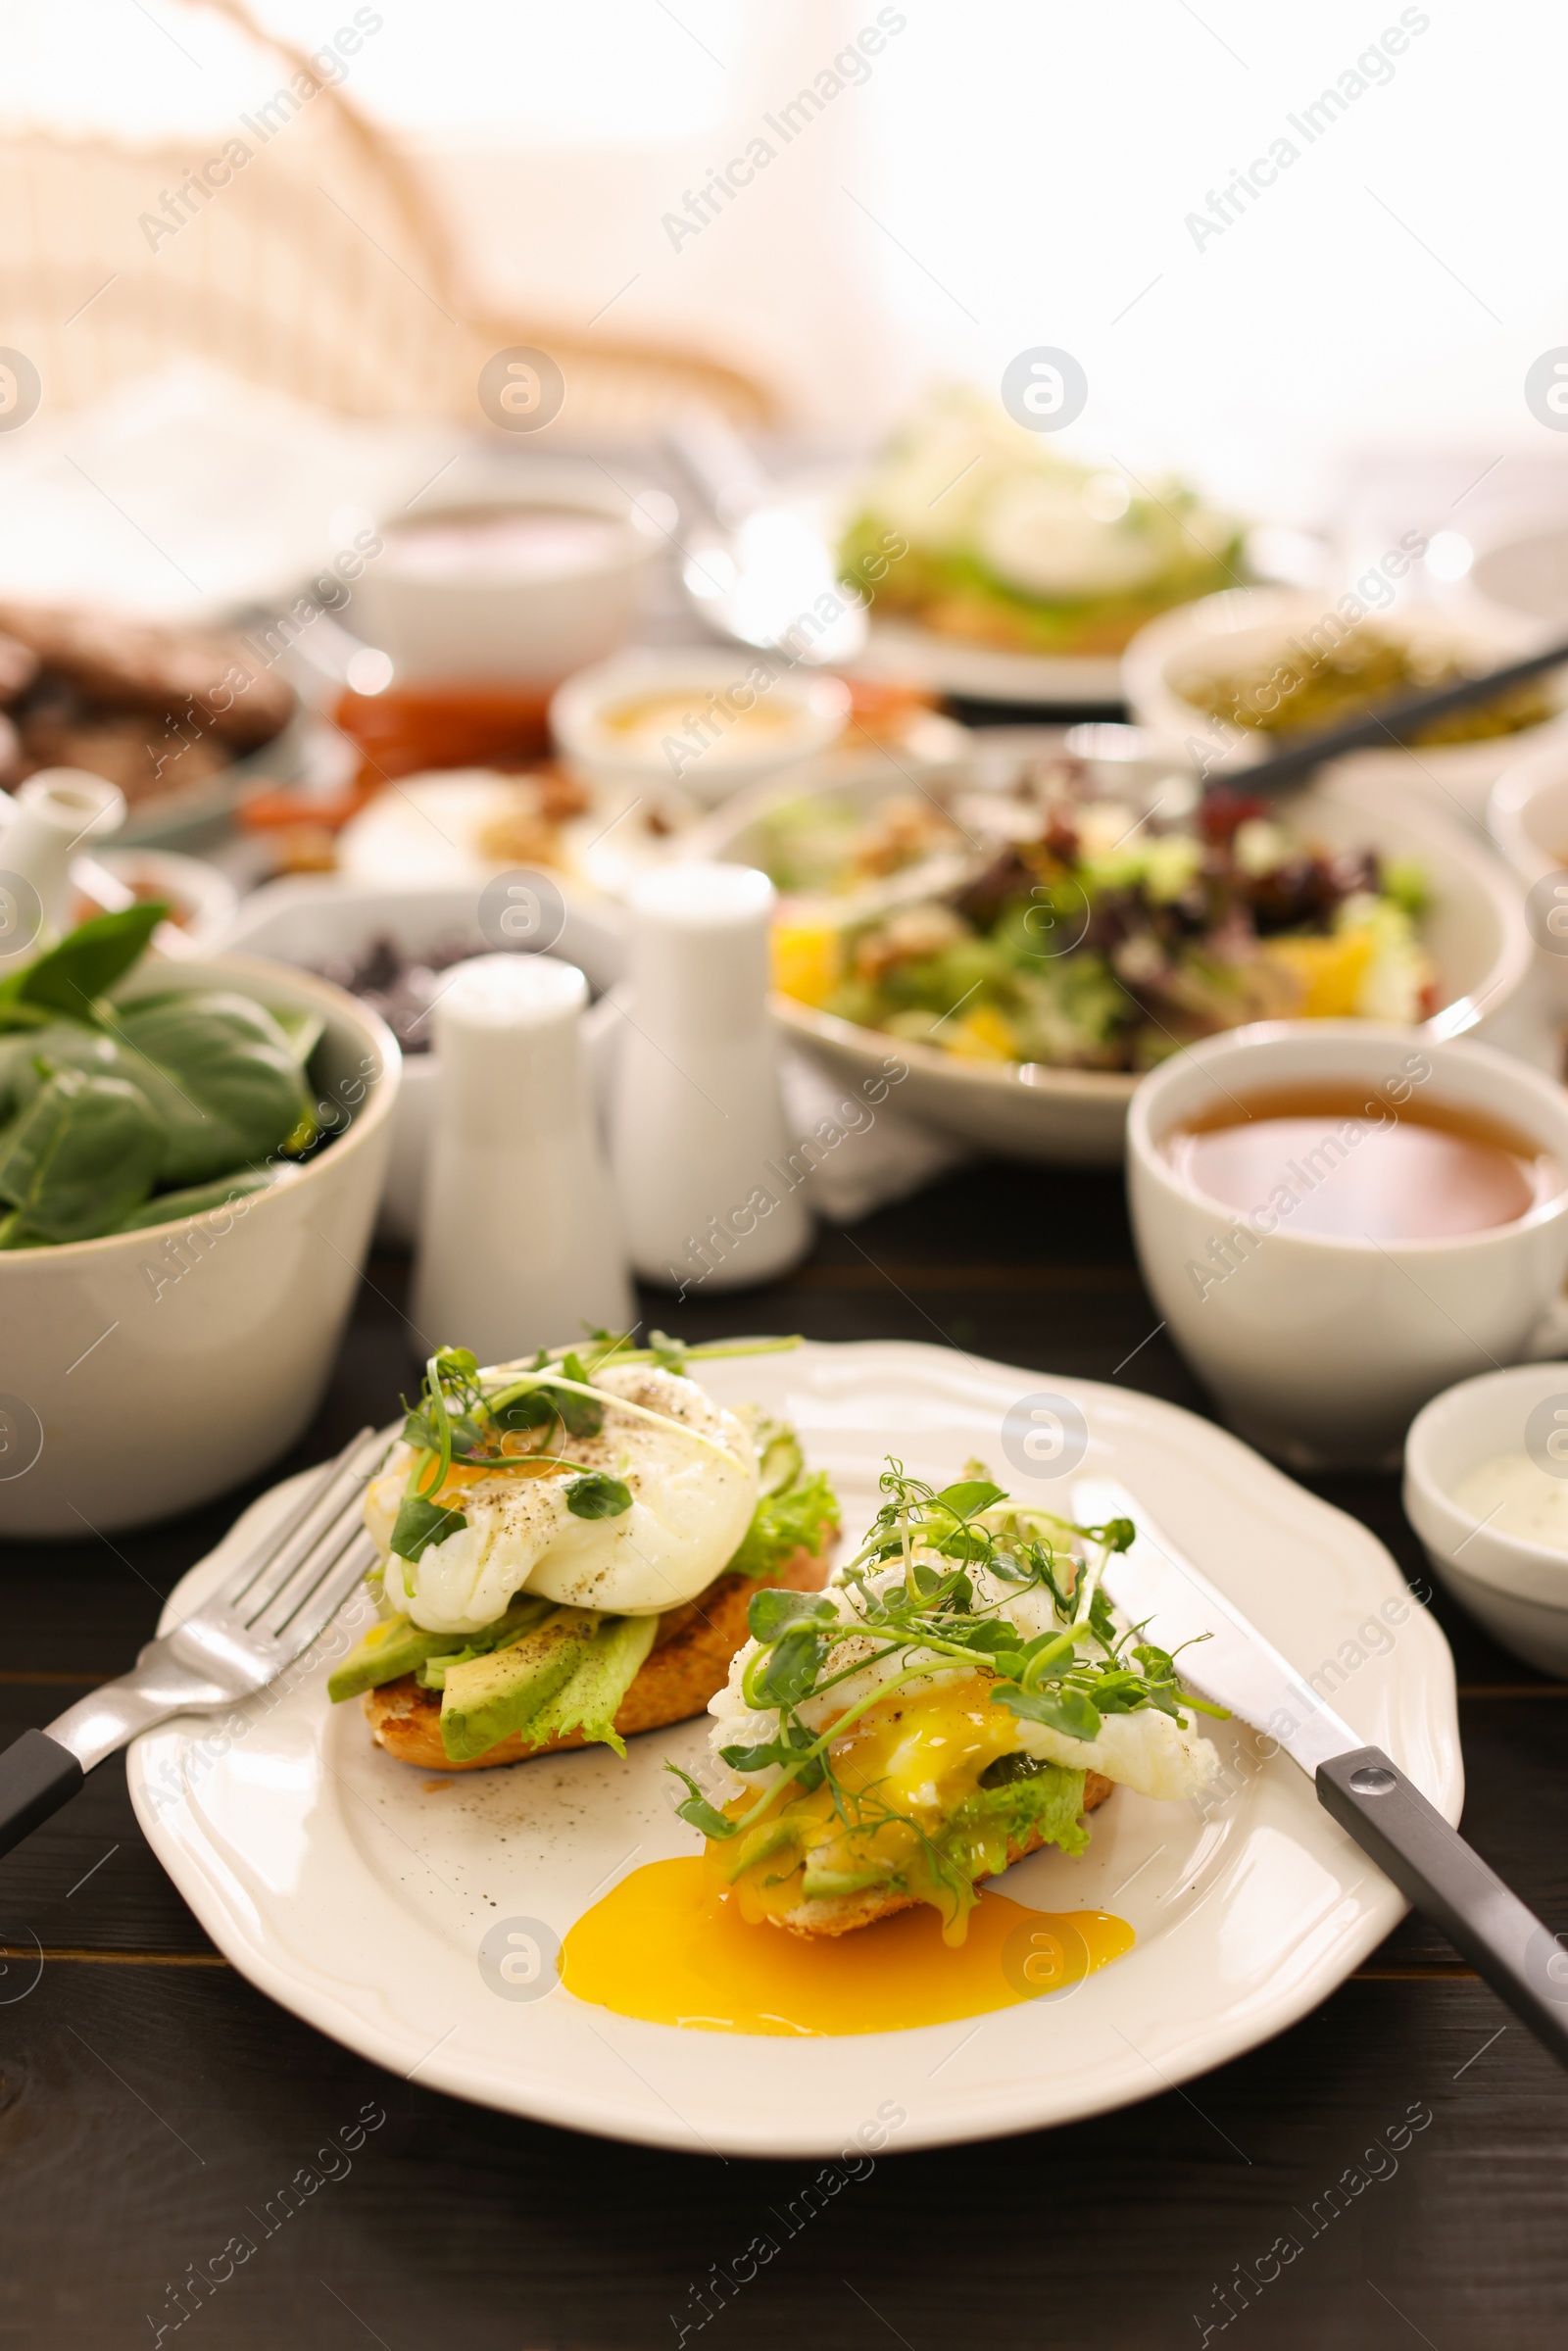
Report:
1073,1474,1360,1775
1071,1473,1568,2070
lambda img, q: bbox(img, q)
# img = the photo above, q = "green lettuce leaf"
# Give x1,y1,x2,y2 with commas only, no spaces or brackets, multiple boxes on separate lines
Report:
510,1613,660,1758
940,1758,1091,1887
727,1466,839,1583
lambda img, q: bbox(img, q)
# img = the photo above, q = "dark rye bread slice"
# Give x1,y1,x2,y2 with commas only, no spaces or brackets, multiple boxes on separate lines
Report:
767,1768,1117,1939
363,1545,830,1771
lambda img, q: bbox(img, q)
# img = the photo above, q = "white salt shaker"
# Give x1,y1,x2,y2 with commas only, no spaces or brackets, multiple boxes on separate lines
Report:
412,954,633,1363
611,862,810,1292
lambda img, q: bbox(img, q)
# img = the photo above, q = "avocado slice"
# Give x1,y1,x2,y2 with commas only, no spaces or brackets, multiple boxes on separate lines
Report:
328,1592,555,1702
511,1613,659,1757
328,1613,467,1701
439,1608,599,1762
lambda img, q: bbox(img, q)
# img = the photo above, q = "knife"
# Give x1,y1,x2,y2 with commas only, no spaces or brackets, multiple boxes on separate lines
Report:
1073,1474,1568,2068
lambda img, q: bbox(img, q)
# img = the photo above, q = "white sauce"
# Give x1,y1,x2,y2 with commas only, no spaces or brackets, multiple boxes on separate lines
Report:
1452,1451,1568,1554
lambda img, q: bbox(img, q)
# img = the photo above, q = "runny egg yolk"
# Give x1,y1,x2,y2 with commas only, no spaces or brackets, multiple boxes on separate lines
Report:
559,1673,1135,2036
560,1860,1132,2036
717,1675,1055,1942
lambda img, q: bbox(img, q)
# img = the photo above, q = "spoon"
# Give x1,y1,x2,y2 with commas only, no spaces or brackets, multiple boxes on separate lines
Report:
667,413,867,668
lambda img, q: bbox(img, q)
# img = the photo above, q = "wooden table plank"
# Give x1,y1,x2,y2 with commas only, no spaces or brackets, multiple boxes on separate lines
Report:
0,1960,1562,2349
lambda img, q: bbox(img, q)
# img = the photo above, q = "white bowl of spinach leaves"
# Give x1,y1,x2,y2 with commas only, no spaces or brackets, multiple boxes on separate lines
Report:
0,906,400,1537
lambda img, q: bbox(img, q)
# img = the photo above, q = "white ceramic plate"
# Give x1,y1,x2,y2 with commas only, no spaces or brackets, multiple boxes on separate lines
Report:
128,1340,1459,2157
858,617,1124,709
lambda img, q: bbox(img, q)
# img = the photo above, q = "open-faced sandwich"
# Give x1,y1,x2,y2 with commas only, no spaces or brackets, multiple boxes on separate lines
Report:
669,1464,1222,1941
328,1336,838,1768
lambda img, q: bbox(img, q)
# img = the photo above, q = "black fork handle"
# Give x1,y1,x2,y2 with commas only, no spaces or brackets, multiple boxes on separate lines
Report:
0,1731,84,1861
1318,1745,1568,2068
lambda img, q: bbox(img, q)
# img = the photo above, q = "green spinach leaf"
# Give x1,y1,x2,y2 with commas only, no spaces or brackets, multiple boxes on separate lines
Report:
113,991,312,1184
2,904,166,1020
115,1166,280,1233
0,1069,161,1242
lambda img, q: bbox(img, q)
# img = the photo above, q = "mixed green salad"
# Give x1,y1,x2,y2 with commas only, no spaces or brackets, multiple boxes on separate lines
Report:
768,766,1438,1073
329,1333,840,1764
0,906,329,1248
841,386,1243,656
674,1462,1223,1940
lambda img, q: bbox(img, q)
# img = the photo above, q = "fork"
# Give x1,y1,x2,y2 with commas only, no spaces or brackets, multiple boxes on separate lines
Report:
0,1425,388,1859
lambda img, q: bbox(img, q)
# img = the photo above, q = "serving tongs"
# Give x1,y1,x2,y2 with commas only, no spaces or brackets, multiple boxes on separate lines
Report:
0,1427,385,1856
1205,627,1568,797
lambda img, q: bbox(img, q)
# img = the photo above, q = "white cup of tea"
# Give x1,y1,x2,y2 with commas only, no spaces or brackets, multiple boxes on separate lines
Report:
1127,1020,1568,1470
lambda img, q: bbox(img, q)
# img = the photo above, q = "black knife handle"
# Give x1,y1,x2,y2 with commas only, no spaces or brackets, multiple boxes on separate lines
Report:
1317,1744,1568,2068
0,1731,84,1860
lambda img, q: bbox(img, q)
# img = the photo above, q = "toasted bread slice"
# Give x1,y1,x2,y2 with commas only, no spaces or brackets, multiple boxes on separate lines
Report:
767,1768,1117,1938
363,1545,829,1771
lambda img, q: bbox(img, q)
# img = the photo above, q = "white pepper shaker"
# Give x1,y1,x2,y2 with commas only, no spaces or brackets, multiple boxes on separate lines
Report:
0,770,124,968
611,862,811,1292
412,954,633,1362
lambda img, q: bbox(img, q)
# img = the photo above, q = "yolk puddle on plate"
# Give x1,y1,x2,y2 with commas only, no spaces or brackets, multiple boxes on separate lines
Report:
560,1857,1134,2036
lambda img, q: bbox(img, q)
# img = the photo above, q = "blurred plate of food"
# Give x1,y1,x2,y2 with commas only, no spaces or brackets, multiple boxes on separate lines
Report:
835,386,1245,708
686,727,1530,1164
0,600,300,843
1125,585,1568,817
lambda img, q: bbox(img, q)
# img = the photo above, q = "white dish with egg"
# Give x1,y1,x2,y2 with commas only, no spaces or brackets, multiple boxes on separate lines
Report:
1404,1364,1568,1675
127,1339,1458,2154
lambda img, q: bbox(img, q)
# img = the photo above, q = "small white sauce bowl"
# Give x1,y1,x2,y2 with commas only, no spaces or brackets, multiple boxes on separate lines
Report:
552,649,851,807
351,461,664,686
1404,1363,1568,1675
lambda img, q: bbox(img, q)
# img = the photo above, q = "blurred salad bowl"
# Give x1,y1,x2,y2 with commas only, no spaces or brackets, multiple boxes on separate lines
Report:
0,910,399,1536
686,729,1531,1165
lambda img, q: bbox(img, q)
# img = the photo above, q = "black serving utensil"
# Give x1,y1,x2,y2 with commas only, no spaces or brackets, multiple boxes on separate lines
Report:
1203,628,1568,796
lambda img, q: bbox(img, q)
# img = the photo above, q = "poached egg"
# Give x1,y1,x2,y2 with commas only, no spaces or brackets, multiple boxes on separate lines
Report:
365,1363,759,1636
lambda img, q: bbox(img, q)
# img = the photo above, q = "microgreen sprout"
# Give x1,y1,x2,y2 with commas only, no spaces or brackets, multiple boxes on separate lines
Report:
666,1460,1225,1897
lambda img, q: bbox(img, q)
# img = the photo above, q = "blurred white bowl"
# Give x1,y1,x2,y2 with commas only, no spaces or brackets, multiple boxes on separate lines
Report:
0,954,398,1538
691,736,1532,1165
1470,516,1568,629
220,878,625,1243
1125,585,1568,818
552,649,851,808
1404,1365,1568,1675
352,461,663,686
1487,741,1568,1014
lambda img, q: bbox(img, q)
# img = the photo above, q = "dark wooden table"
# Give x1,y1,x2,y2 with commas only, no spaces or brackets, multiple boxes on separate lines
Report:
3,1161,1565,2351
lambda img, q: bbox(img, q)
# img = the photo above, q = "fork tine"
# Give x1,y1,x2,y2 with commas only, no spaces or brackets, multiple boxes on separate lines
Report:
242,1493,373,1634
267,1528,381,1662
222,1425,386,1618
